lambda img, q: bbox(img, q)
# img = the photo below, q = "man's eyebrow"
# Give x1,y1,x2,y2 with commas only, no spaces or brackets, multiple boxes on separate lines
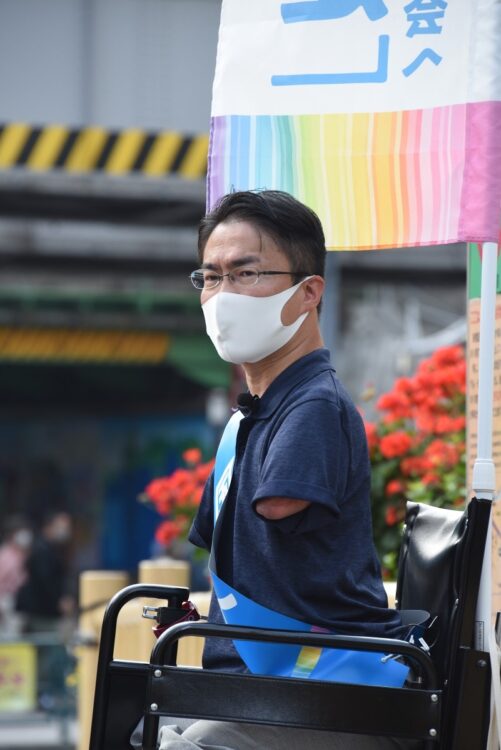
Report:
201,255,261,270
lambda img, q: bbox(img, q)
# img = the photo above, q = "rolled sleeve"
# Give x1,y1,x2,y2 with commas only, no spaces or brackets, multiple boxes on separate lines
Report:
189,471,214,550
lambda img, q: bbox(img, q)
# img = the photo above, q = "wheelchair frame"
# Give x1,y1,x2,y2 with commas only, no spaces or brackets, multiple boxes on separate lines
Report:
89,496,492,750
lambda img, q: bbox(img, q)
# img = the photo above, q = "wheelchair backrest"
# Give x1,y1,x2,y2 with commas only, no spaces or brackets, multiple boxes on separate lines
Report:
395,497,488,684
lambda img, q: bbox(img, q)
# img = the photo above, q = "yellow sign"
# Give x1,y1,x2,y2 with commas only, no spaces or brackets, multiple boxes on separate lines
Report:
0,643,36,713
0,327,170,364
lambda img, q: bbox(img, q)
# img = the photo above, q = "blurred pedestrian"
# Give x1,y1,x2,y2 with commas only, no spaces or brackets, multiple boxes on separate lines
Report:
16,509,76,710
0,516,33,634
16,510,75,628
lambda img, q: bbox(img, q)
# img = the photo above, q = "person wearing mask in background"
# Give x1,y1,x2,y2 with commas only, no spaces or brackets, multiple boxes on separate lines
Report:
0,516,32,635
16,509,75,710
154,191,421,750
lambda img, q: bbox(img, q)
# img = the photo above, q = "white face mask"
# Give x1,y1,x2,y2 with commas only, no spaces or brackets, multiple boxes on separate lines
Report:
202,278,311,365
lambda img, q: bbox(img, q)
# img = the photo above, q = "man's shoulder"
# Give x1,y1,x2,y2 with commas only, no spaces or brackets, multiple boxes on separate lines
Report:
281,364,353,412
272,368,365,447
257,348,361,429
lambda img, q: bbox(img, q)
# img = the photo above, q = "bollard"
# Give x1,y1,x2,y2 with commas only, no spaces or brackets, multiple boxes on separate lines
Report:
77,570,128,750
78,559,202,750
138,557,190,662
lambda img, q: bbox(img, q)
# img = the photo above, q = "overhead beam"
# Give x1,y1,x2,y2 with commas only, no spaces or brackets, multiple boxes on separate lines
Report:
0,217,199,261
0,169,206,202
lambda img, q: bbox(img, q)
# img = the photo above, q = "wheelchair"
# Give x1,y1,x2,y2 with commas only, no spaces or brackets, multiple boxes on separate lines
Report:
89,496,493,749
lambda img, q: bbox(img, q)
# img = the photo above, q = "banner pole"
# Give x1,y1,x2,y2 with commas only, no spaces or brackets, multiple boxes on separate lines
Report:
473,241,497,647
471,241,499,747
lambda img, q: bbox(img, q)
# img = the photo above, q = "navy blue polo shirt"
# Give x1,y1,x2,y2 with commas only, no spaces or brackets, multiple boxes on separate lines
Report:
189,348,403,672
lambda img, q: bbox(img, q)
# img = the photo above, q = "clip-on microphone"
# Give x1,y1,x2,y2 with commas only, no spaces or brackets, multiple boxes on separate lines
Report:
236,392,260,416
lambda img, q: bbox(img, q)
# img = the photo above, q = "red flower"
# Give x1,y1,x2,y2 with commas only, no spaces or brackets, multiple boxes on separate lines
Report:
195,460,215,483
155,520,181,546
394,377,413,394
385,505,401,527
182,448,202,465
433,415,466,435
385,479,406,496
143,478,175,514
414,411,436,434
379,431,412,459
141,446,215,550
376,392,412,420
400,455,433,476
421,472,440,486
364,422,378,454
169,468,192,489
361,345,466,580
424,440,460,469
430,345,464,368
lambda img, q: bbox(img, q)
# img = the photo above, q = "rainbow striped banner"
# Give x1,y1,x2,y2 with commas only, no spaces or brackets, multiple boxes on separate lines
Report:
208,1,501,250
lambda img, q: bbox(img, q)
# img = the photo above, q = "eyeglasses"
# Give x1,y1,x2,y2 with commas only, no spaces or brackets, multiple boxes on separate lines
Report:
190,267,308,290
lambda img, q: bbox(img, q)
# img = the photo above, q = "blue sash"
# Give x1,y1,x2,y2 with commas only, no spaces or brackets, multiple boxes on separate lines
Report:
210,412,409,687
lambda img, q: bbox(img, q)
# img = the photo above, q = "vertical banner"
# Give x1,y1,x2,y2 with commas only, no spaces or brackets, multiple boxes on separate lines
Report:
209,0,501,249
467,240,501,612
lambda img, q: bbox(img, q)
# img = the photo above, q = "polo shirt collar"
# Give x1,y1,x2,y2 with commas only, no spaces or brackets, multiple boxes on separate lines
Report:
241,348,334,420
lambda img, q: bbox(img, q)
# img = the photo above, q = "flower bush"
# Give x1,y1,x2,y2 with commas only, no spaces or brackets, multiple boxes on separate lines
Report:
139,448,214,551
364,345,466,579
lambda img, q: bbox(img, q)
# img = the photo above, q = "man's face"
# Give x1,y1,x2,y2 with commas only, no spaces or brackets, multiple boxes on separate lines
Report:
200,220,295,307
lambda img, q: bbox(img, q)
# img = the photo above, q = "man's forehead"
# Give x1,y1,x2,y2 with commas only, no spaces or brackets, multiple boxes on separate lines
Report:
202,219,286,263
207,218,262,245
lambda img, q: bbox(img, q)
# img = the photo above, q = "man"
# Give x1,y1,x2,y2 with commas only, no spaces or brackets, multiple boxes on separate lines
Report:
158,190,419,750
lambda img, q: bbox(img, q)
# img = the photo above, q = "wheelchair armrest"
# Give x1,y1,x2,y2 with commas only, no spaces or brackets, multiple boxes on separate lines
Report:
100,583,190,652
152,620,439,689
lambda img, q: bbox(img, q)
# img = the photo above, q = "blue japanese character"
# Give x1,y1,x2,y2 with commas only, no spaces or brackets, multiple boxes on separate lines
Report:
404,0,447,11
406,10,445,36
281,0,388,24
272,34,389,85
402,48,442,76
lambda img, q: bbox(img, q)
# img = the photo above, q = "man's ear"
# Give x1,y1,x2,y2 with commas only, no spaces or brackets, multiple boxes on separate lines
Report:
301,276,324,312
282,275,325,325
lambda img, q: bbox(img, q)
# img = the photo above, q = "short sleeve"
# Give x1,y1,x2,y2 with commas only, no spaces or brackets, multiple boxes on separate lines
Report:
189,470,214,551
251,398,351,533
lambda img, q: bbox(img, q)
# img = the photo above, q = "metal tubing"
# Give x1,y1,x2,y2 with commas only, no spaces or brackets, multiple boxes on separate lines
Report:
473,242,498,655
473,241,497,473
151,621,439,689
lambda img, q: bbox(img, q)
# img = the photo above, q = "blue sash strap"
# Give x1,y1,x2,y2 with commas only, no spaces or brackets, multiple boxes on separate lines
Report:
213,411,243,526
211,411,409,688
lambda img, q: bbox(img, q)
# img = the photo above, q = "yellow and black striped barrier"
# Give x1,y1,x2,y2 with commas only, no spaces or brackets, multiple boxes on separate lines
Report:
0,122,208,179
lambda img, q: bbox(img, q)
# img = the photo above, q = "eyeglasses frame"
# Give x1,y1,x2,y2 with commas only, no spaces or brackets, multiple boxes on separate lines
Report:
189,268,309,291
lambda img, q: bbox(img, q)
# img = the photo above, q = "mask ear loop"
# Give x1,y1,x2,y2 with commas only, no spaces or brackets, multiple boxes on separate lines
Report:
279,276,315,329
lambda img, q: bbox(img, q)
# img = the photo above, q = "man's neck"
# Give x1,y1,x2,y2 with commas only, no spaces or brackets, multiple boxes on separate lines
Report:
242,327,324,397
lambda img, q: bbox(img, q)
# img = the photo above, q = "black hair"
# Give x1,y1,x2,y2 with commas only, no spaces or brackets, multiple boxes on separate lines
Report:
198,190,326,280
